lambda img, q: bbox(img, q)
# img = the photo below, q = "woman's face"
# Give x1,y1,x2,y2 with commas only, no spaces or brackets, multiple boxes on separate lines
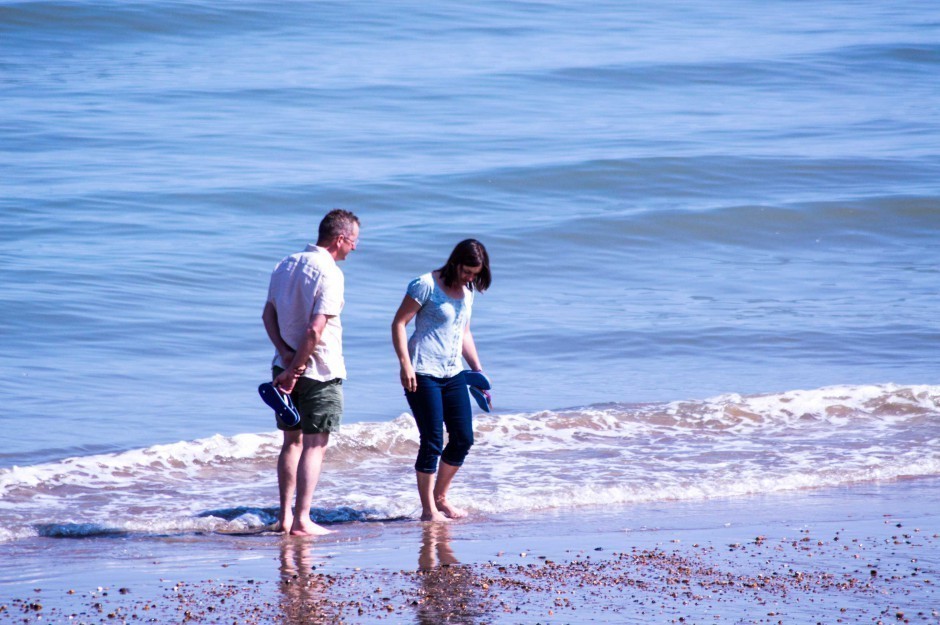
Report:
458,264,482,285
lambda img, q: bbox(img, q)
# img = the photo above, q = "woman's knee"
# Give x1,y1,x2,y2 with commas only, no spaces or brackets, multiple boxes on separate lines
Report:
415,435,444,473
442,436,473,465
415,452,440,473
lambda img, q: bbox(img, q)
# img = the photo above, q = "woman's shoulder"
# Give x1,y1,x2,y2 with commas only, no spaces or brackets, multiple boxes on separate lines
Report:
406,272,435,303
409,272,435,289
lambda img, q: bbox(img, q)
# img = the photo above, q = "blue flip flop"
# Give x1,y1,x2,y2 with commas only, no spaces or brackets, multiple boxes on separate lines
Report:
463,370,491,391
258,382,301,428
463,370,492,412
468,385,492,412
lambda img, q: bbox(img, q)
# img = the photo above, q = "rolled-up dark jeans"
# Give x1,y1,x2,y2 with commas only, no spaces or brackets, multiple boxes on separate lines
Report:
406,372,474,473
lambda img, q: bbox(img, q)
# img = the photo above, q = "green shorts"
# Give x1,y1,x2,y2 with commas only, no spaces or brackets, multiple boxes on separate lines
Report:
272,367,343,434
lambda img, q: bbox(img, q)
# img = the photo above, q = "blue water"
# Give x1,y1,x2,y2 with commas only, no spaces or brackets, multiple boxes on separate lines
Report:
2,0,939,475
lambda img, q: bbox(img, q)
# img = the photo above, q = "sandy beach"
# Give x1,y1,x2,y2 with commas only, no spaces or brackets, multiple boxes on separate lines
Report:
4,0,939,622
1,478,937,624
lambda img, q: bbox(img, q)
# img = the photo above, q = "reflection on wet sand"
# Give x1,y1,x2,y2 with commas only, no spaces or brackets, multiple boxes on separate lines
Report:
412,523,491,625
419,522,459,571
278,538,337,624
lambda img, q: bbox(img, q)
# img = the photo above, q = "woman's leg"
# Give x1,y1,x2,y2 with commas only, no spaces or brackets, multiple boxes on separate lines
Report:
406,376,449,522
415,470,448,522
436,373,474,518
434,461,467,518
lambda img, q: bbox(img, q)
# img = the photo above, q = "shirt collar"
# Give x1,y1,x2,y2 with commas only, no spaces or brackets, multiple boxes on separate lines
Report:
304,244,337,266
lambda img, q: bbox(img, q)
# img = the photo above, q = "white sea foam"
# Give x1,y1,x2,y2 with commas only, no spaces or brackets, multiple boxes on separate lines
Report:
0,432,280,496
0,384,937,542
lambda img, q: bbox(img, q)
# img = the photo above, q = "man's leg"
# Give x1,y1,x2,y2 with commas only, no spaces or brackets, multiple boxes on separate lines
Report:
277,429,303,532
290,432,333,536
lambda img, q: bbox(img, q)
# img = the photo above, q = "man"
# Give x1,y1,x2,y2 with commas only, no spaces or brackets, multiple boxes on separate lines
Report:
262,209,359,536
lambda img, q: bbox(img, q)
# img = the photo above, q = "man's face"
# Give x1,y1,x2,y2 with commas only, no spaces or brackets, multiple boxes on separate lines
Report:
337,223,359,261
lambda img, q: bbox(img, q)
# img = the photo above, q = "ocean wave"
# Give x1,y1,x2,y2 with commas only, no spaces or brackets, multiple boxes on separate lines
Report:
533,195,940,252
0,0,270,41
0,432,280,496
510,42,940,91
452,157,940,225
0,383,937,542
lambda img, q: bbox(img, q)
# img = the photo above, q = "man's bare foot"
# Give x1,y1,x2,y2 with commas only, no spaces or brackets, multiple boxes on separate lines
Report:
289,519,334,536
420,510,451,523
274,515,293,534
435,497,467,519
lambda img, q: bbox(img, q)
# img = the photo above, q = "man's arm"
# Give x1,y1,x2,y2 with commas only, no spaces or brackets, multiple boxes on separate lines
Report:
274,313,332,393
262,302,296,368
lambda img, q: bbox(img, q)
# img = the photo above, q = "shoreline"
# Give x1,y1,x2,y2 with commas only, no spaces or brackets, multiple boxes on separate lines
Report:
2,478,938,623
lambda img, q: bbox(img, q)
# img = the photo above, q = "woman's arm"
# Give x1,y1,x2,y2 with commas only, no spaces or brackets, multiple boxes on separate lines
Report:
462,324,482,372
392,295,422,392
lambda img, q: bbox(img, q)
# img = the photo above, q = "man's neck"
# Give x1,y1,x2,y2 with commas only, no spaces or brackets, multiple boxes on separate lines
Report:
316,241,342,261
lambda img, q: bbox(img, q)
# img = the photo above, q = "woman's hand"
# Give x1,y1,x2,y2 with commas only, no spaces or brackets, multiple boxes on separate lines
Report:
400,363,417,393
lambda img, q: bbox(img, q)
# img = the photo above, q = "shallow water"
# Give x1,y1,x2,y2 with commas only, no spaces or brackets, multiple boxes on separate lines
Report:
1,0,939,538
0,383,937,541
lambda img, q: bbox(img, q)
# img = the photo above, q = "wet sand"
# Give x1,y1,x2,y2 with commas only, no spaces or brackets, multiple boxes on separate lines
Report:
1,479,938,624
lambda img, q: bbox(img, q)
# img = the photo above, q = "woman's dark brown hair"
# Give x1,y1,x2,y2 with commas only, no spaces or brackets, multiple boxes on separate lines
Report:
438,239,491,292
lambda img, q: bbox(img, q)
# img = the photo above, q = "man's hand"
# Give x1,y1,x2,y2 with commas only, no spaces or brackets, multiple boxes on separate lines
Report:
274,368,299,394
279,348,297,369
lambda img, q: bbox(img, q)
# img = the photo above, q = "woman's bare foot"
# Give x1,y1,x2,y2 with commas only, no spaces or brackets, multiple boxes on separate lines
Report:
434,497,467,519
289,519,334,536
421,510,451,523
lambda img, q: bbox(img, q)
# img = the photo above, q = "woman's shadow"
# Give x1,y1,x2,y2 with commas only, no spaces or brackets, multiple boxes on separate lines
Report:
412,523,491,625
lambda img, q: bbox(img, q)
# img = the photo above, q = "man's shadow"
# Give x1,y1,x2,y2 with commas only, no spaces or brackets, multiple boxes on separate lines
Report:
278,538,336,624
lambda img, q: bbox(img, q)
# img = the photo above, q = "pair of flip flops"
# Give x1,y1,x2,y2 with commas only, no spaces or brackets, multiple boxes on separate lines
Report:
258,382,300,428
464,370,492,412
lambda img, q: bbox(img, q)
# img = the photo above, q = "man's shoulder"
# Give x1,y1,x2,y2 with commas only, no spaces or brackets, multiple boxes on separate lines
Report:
275,246,334,269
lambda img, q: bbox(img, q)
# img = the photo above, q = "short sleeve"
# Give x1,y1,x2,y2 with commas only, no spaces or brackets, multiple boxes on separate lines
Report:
266,259,285,304
406,274,432,306
266,274,276,304
313,267,344,316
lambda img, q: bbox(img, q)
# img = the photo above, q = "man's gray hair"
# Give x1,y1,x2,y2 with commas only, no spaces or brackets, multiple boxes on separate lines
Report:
318,209,359,244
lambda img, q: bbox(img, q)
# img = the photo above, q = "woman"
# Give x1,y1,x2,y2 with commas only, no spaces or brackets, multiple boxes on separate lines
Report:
391,239,492,522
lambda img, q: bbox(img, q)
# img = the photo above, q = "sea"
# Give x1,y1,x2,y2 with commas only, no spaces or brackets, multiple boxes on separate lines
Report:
1,0,938,543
